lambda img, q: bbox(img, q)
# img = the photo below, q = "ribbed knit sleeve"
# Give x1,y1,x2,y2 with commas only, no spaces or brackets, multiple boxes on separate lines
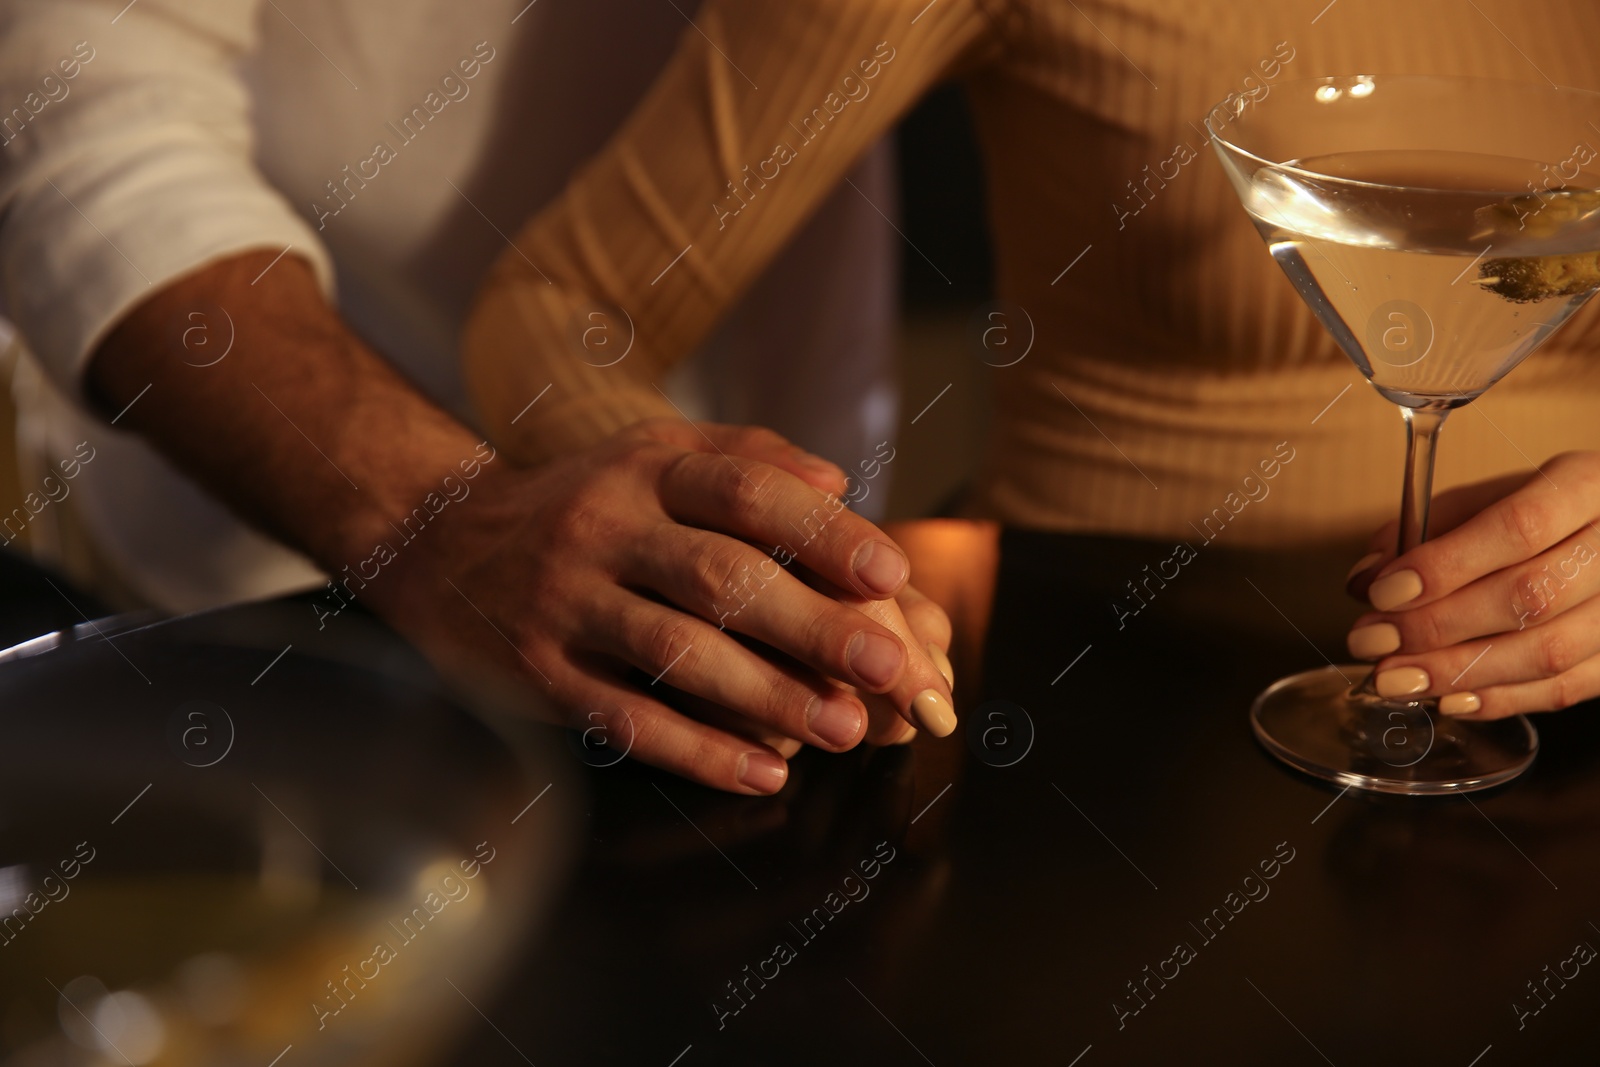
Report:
461,0,993,464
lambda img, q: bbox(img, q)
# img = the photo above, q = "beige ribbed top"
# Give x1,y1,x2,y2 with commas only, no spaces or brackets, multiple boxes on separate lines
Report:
462,0,1600,547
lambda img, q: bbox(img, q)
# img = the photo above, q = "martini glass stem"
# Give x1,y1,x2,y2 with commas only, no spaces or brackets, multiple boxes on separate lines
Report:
1397,404,1450,553
1352,402,1450,699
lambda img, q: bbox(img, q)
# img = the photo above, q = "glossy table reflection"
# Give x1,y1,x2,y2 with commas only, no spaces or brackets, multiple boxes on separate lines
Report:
6,523,1600,1067
462,521,1600,1067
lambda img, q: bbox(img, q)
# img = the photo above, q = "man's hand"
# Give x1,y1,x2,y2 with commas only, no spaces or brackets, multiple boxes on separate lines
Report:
374,417,955,791
89,250,952,794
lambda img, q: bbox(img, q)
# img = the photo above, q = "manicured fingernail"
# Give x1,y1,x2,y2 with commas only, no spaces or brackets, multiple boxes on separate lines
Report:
853,541,909,595
1439,692,1482,716
927,643,955,690
1375,666,1430,698
737,752,788,794
910,689,956,737
1369,569,1423,611
848,631,903,689
890,725,917,745
807,693,864,748
1347,622,1401,660
1346,550,1385,582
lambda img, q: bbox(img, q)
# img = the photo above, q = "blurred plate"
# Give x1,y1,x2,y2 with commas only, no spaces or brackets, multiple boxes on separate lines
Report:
0,597,577,1067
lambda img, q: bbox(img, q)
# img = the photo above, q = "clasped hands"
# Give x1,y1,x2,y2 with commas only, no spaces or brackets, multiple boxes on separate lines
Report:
1347,452,1600,719
391,418,955,795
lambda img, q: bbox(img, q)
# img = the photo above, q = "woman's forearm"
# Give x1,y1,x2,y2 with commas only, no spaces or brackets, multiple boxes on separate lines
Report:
462,0,990,464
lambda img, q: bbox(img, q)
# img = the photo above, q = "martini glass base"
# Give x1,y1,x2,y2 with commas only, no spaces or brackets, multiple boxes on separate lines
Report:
1250,665,1538,795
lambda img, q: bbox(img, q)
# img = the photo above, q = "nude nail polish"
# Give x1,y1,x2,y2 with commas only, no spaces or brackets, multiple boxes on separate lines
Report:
910,689,956,737
1439,692,1482,716
1375,665,1430,698
1347,622,1401,660
927,643,955,690
1346,550,1384,582
1369,569,1423,611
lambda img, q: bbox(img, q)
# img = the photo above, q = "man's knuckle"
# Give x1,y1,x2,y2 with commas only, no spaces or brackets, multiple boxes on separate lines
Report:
642,613,697,671
611,700,658,754
658,448,702,494
618,438,676,476
549,482,620,544
725,463,779,519
694,540,751,605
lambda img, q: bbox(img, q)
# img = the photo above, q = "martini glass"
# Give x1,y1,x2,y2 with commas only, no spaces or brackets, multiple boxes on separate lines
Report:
1208,75,1600,794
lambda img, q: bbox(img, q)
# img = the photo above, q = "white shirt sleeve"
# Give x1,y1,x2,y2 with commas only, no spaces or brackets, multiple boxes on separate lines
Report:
0,0,335,403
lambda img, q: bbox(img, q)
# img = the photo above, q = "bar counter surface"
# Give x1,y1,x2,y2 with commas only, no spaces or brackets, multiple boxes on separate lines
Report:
3,521,1600,1066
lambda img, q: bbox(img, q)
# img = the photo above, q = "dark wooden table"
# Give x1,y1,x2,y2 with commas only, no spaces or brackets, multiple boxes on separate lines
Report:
4,524,1600,1066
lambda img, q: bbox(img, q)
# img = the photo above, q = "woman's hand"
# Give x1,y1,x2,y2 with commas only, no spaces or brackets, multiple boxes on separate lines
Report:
680,580,953,754
838,581,957,748
1345,451,1600,720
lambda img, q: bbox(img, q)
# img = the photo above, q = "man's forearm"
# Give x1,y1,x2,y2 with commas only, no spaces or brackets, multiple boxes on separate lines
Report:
89,249,488,577
82,250,957,794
